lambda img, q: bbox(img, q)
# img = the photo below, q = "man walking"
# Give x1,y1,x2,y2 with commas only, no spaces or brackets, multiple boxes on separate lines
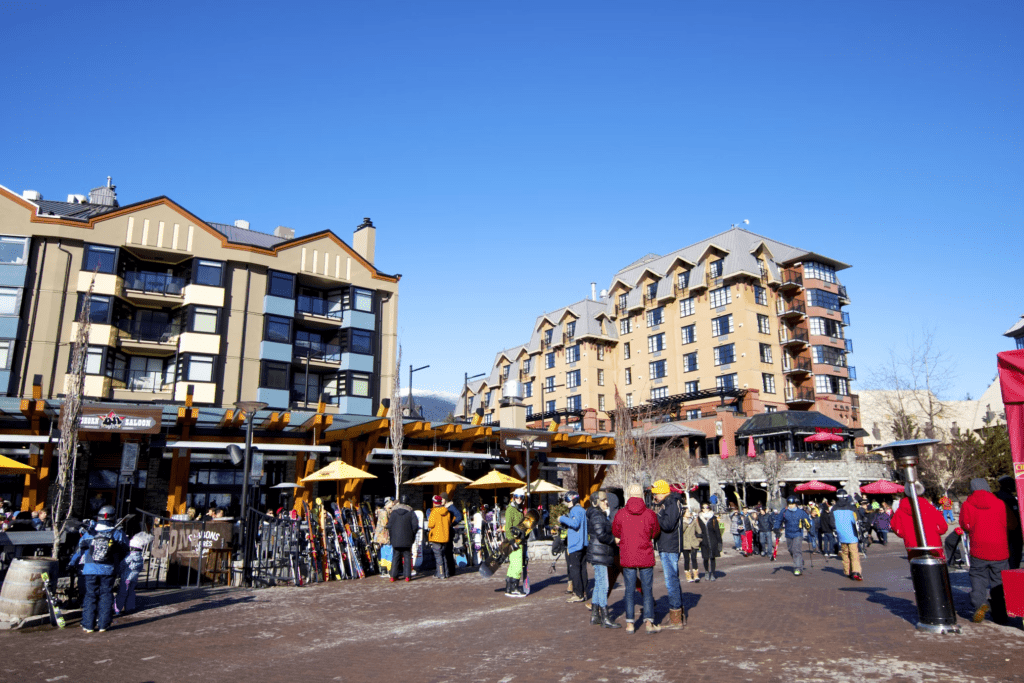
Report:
774,496,811,576
558,491,589,603
960,478,1010,623
650,480,684,630
828,489,863,581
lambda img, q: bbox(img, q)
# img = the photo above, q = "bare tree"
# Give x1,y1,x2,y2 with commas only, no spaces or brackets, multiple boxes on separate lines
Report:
650,445,699,506
51,278,93,559
607,386,638,490
757,448,784,509
391,346,403,499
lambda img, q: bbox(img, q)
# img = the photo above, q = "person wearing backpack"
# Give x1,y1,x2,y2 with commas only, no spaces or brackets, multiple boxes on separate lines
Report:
72,506,128,633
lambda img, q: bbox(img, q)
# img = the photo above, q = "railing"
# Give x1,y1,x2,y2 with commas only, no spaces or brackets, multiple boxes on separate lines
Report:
117,319,181,343
779,327,809,345
776,299,806,317
785,387,815,403
781,271,803,288
782,356,812,373
123,271,185,296
842,311,851,326
294,341,341,363
289,389,340,405
845,339,854,353
848,366,857,380
297,295,342,320
125,370,167,392
838,284,849,301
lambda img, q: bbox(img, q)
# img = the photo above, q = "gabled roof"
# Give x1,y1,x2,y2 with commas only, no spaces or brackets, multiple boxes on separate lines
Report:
207,222,286,249
1005,315,1024,338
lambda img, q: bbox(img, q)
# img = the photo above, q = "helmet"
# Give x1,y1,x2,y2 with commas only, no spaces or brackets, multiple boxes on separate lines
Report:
786,496,797,505
97,505,116,522
563,491,579,504
511,488,526,499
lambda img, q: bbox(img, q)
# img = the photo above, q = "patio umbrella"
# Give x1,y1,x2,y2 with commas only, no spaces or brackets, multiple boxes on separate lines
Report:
270,482,305,489
803,432,844,443
793,480,837,492
860,479,904,495
467,470,525,490
720,438,730,460
0,454,34,475
747,435,757,458
403,465,472,486
526,479,568,494
302,460,377,483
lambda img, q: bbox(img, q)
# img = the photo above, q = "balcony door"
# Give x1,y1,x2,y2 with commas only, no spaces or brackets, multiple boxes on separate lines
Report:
128,356,165,392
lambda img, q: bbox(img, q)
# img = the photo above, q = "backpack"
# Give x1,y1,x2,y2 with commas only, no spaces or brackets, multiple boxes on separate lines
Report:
90,529,116,564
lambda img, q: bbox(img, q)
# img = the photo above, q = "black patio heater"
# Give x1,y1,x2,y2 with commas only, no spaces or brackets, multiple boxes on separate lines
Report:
871,439,960,634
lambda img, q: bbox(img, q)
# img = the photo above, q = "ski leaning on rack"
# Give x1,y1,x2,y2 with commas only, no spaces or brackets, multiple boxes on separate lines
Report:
358,502,381,574
39,572,65,628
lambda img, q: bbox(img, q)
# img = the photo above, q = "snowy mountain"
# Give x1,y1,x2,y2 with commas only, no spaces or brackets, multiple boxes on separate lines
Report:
401,390,458,422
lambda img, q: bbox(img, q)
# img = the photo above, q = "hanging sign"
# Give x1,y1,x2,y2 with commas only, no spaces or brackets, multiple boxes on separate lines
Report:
75,404,163,434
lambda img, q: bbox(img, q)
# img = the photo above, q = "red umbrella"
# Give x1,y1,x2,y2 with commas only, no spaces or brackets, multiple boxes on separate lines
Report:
804,432,844,443
720,438,729,460
747,435,757,458
860,479,904,495
793,480,837,492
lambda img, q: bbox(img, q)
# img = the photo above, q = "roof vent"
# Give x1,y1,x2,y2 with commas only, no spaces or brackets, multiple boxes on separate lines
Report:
234,220,250,230
22,190,41,201
274,226,295,240
88,176,118,207
67,194,87,204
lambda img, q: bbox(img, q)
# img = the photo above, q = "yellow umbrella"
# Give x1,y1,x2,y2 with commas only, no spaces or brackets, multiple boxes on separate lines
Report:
0,454,34,475
467,470,525,490
301,459,378,483
403,465,472,486
527,479,568,494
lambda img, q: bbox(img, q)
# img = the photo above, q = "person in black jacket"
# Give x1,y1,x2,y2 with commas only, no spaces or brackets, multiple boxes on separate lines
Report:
698,503,723,580
586,495,621,628
756,508,774,558
386,495,419,582
651,480,685,630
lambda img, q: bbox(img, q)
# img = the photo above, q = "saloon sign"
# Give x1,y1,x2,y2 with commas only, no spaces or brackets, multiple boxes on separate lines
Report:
73,404,163,434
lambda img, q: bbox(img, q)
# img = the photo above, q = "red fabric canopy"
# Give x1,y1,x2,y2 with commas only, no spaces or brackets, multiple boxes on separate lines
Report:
997,350,1024,535
794,480,837,492
860,479,904,495
804,432,844,443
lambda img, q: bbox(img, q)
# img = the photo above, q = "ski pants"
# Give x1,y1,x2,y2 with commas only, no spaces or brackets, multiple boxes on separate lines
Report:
82,574,115,631
507,546,524,580
759,531,773,556
741,530,754,555
839,542,861,577
786,535,804,570
430,543,448,578
566,549,587,598
968,557,1009,613
390,546,413,580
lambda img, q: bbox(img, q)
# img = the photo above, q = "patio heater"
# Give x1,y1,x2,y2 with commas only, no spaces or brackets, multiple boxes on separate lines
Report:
871,439,960,634
232,400,268,586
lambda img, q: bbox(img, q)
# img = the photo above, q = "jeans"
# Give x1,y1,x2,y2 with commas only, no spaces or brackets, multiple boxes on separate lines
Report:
593,565,609,608
82,574,115,631
759,531,773,555
390,546,413,580
786,535,804,570
622,566,655,623
567,550,586,598
732,533,742,550
430,542,448,578
943,509,955,524
659,552,681,610
875,529,888,545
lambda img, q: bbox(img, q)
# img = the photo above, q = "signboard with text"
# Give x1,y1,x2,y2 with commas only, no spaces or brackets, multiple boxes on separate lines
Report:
74,404,163,434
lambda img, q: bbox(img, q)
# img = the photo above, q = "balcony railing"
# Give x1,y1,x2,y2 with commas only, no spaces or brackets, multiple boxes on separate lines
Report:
838,284,849,302
785,387,815,403
290,389,340,406
117,319,181,343
845,338,854,353
780,271,803,289
297,295,342,320
776,299,806,318
779,327,809,346
294,341,342,363
123,271,185,296
125,370,167,393
842,311,851,326
782,356,812,374
848,366,857,380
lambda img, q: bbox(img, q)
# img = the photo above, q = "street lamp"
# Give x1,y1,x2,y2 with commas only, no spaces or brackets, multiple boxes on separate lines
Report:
871,438,960,634
463,372,486,420
408,364,430,419
234,400,268,585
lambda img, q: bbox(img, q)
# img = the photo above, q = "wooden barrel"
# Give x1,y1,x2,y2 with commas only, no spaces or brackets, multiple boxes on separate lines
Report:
0,557,58,621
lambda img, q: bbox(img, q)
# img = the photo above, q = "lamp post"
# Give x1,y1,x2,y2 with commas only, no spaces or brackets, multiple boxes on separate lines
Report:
234,400,268,586
463,372,486,420
871,438,960,634
408,364,429,419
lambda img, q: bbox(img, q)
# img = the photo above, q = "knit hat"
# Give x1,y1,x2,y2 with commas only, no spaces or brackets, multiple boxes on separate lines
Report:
432,495,444,505
626,483,644,500
871,501,880,510
651,480,671,495
969,478,990,493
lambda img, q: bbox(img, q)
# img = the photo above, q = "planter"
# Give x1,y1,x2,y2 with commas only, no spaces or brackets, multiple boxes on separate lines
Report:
0,557,58,622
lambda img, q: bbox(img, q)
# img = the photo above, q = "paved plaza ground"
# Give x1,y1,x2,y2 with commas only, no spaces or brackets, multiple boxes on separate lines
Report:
3,538,1022,683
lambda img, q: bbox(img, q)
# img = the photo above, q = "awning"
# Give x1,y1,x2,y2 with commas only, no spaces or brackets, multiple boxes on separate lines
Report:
165,441,331,452
735,411,849,437
368,448,619,466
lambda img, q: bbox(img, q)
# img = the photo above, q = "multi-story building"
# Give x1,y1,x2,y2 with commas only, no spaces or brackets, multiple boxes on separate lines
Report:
460,227,861,453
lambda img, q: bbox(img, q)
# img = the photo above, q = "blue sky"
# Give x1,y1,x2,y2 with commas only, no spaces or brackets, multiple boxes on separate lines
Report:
1,2,1020,400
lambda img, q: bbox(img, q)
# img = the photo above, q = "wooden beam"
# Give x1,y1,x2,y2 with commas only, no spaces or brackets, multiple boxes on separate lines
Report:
440,425,492,441
402,420,429,436
217,409,236,428
322,418,388,443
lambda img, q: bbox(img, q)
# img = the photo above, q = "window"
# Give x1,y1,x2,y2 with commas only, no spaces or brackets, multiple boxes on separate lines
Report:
683,352,698,372
1018,337,1024,351
709,286,731,309
350,373,371,397
483,391,492,407
84,346,104,375
806,288,841,311
762,373,776,394
757,314,770,334
567,395,582,411
565,321,576,338
758,260,768,280
648,333,665,353
127,356,164,391
677,271,689,289
651,387,668,400
192,307,219,334
809,316,844,338
597,369,605,386
352,288,373,312
626,393,633,408
565,344,580,363
350,329,373,355
76,294,110,324
804,261,837,283
716,373,737,390
525,405,533,417
681,324,695,344
625,368,632,385
754,285,767,306
760,343,773,363
544,329,553,345
711,314,733,337
522,357,531,374
815,375,849,396
812,345,847,367
709,258,724,278
187,355,215,382
596,345,605,360
544,376,555,392
502,365,510,380
646,282,658,300
649,360,667,379
618,293,627,311
267,271,295,298
598,394,606,411
566,370,581,389
83,244,117,274
713,343,735,366
193,260,224,287
0,288,20,315
0,236,28,264
679,297,695,317
265,315,291,343
523,381,533,398
545,352,555,369
620,317,632,335
623,342,630,360
646,307,663,327
684,380,699,393
766,405,778,413
484,413,493,425
0,340,10,370
686,409,701,420
546,400,556,413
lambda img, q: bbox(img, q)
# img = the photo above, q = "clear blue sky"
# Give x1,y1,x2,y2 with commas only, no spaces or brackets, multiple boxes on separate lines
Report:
2,2,1020,400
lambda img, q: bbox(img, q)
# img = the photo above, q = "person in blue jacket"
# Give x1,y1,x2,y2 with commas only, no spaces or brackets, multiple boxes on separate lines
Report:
558,491,589,602
71,506,128,633
774,497,812,576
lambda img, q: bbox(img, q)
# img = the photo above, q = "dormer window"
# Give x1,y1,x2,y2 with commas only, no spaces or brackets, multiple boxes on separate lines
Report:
544,329,553,345
709,258,724,278
677,271,689,289
618,293,627,311
646,282,658,300
566,321,576,338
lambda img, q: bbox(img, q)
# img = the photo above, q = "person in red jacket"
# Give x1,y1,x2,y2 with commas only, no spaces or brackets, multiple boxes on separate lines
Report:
890,483,948,560
959,478,1009,623
612,483,661,635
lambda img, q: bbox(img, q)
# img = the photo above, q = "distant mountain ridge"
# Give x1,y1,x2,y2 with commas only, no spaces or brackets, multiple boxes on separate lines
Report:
401,390,458,422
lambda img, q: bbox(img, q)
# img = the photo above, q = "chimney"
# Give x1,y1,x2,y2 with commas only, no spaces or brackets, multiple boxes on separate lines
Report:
274,225,295,240
88,176,118,207
591,282,597,300
353,217,376,265
499,380,526,429
22,190,41,201
234,220,250,230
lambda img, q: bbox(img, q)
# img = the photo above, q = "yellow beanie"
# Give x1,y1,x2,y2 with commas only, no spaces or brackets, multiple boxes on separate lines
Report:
651,480,671,495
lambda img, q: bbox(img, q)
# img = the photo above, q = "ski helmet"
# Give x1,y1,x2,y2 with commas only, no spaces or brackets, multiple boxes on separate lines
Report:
786,496,797,505
97,505,116,522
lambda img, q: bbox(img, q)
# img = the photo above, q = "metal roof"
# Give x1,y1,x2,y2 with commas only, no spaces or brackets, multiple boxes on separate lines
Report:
33,199,118,221
207,222,287,249
735,411,849,436
1005,315,1024,338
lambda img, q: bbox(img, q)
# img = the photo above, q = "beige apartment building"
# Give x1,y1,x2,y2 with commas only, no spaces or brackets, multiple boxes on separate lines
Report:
460,227,861,456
